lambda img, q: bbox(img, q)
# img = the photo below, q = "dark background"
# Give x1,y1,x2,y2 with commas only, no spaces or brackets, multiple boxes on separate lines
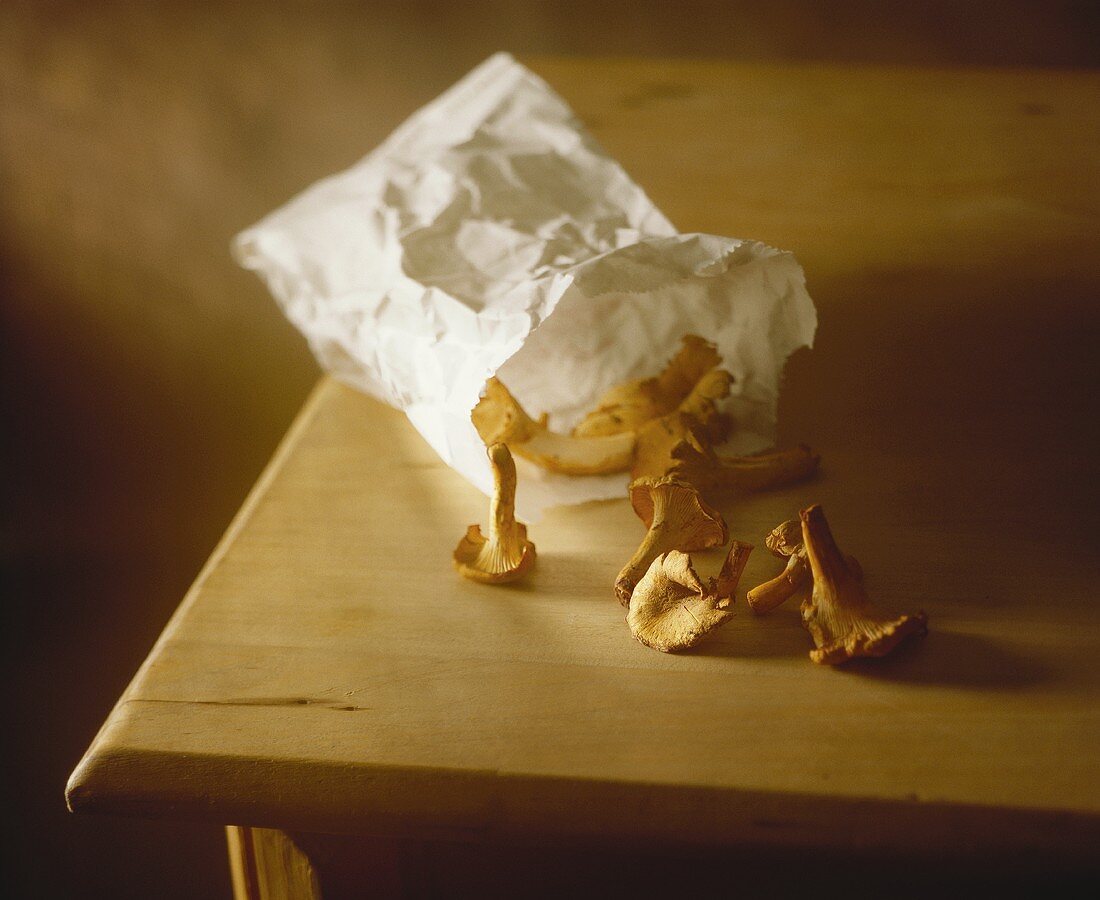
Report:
3,2,1097,897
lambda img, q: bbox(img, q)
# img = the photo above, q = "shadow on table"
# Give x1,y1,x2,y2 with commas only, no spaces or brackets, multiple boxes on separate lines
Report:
837,629,1052,690
689,607,811,660
693,624,1051,690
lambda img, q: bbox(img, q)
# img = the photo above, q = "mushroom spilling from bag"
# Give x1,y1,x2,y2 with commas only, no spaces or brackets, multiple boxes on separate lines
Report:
471,337,733,478
798,504,927,664
236,54,819,520
614,477,728,606
667,434,820,497
453,443,537,584
572,334,722,437
472,378,636,476
631,395,817,497
629,372,734,482
627,541,752,652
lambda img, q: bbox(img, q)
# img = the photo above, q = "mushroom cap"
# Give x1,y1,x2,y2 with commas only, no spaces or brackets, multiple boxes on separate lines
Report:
765,519,804,558
628,477,728,552
628,362,733,482
627,541,751,653
677,367,733,419
453,522,536,584
670,441,820,498
471,377,539,445
632,413,731,482
628,551,730,652
806,609,929,665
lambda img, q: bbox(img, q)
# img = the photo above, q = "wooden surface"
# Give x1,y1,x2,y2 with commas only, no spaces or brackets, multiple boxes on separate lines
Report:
67,59,1100,862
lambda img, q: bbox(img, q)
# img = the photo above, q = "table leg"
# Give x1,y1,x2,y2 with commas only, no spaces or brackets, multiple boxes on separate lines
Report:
226,825,322,900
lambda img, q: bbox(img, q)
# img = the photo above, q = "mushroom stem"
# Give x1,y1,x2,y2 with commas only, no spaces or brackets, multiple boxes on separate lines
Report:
452,443,536,584
715,540,753,598
487,442,517,546
708,445,820,493
616,520,670,605
746,555,810,613
747,518,865,615
800,505,853,587
614,478,728,606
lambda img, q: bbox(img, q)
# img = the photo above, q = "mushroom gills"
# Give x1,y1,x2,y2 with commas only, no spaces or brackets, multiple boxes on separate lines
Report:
453,443,537,584
798,504,927,664
614,477,728,606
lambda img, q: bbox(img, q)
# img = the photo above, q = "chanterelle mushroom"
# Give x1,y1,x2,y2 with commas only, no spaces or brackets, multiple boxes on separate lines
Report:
669,434,820,497
453,443,536,583
573,334,722,437
614,477,728,605
631,369,734,481
799,505,927,664
748,517,864,614
472,378,635,475
628,541,753,652
745,519,810,614
472,365,731,478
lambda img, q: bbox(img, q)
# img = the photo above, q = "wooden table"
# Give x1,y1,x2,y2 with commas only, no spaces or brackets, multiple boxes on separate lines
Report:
67,59,1100,897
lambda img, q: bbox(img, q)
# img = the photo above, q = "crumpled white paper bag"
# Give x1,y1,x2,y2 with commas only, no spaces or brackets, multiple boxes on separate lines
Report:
234,53,816,518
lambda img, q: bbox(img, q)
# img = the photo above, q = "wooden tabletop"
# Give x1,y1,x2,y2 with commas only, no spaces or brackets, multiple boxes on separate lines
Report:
67,58,1100,861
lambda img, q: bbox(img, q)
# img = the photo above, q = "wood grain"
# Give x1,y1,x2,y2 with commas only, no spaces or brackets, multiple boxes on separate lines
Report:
67,58,1100,861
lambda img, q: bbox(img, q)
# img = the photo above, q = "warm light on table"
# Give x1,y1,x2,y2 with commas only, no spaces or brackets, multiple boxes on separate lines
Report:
67,57,1100,896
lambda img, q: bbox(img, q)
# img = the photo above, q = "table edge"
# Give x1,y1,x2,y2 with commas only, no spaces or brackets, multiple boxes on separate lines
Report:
67,741,1100,862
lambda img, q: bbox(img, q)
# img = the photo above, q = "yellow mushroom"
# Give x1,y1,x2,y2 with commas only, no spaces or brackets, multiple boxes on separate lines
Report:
614,477,728,606
572,334,722,437
673,366,733,423
472,377,635,475
627,541,753,653
745,519,810,614
471,366,731,478
669,434,820,497
453,443,536,583
748,517,864,614
630,370,734,481
799,504,927,665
